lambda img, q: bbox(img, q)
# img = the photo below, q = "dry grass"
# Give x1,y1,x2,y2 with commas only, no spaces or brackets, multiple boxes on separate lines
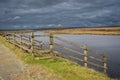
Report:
16,64,63,80
44,27,120,35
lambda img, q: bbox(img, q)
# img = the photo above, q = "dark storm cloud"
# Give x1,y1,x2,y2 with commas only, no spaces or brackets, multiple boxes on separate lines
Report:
0,0,65,8
23,0,64,8
0,0,120,30
0,0,9,3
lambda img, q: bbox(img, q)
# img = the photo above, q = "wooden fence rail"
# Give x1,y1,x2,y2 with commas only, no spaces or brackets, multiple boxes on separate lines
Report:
53,36,107,72
2,31,107,73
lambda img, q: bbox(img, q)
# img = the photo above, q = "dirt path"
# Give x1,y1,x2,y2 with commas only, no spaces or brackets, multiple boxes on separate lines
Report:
0,43,25,80
0,41,63,80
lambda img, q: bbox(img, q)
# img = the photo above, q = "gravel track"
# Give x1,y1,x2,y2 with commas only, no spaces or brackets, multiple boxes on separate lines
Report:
0,43,25,80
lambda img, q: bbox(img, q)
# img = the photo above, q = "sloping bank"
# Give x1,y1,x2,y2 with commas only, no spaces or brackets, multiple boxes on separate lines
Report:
0,36,110,80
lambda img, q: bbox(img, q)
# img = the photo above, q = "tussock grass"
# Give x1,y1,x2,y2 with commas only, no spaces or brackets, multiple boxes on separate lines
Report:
0,36,111,80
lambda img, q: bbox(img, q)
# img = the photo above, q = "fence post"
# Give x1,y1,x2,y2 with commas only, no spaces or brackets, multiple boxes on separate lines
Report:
31,32,34,56
7,32,10,42
20,33,22,45
84,44,88,67
103,54,107,73
28,35,31,49
5,32,7,40
29,35,31,43
49,33,54,56
13,33,15,42
39,42,43,49
6,32,9,41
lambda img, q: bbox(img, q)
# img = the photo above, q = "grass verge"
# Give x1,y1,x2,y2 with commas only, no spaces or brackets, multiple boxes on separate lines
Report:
0,36,111,80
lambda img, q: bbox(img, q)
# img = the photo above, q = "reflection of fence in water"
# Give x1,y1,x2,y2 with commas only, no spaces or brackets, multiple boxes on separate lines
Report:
3,31,107,73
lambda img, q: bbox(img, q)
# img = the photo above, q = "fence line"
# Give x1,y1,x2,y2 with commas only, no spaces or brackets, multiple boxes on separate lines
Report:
2,31,107,73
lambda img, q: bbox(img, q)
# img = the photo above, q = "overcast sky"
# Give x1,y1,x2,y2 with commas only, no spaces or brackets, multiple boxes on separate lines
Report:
0,0,120,30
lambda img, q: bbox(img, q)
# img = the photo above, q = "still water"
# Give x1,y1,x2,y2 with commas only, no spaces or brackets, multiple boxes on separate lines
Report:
34,32,120,78
55,34,120,78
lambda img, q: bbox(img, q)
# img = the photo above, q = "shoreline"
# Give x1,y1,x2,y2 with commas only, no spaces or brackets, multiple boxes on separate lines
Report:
44,27,120,35
0,27,120,35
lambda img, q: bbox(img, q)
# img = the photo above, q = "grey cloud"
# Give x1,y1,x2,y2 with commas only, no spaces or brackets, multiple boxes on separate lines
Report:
0,0,9,3
23,0,64,8
0,0,120,30
0,0,65,8
75,9,111,19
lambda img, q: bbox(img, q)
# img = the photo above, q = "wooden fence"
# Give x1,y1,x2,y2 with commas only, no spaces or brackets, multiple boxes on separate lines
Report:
2,31,107,73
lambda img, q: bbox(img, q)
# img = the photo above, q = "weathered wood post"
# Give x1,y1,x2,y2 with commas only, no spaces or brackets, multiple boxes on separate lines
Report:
84,44,88,67
39,42,43,49
13,32,15,42
20,33,22,45
3,32,6,37
103,54,107,73
7,32,10,42
6,32,9,41
5,32,7,40
49,33,54,56
31,32,34,56
28,35,31,49
29,35,31,43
